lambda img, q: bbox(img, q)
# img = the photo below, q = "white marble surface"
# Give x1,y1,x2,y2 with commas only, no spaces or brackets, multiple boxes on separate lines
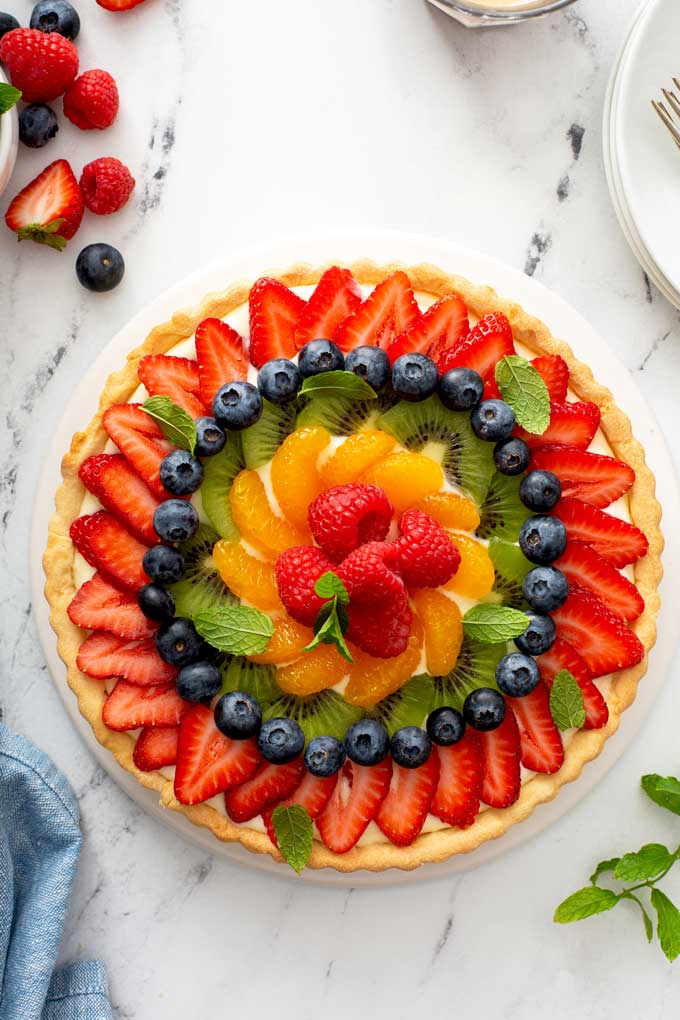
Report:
2,0,680,1015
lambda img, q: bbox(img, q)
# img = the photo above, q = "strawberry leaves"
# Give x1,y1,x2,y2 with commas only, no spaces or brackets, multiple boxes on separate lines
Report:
304,572,353,662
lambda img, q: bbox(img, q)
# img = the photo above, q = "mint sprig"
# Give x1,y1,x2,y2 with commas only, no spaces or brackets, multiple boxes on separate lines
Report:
0,83,21,115
554,773,680,961
194,605,274,656
549,669,586,730
495,355,550,435
304,572,353,662
142,395,197,453
299,370,377,402
462,604,529,643
272,804,313,874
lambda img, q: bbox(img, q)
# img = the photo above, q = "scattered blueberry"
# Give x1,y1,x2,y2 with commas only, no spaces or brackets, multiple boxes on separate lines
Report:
214,690,262,740
343,718,389,766
194,417,226,457
463,687,506,731
30,0,80,38
75,243,125,293
257,717,305,764
495,653,541,698
0,13,19,38
153,499,199,543
142,544,184,585
470,399,516,442
212,380,262,430
426,706,466,746
514,612,557,655
519,514,567,565
159,449,204,496
176,661,222,703
493,436,531,476
137,583,175,622
522,565,569,613
155,617,204,667
519,470,562,512
18,104,59,148
345,346,390,391
439,367,484,411
304,735,346,777
298,339,344,377
391,353,439,402
257,358,302,404
390,726,432,769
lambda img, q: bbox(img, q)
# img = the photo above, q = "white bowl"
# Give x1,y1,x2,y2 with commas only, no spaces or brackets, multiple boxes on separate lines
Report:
0,64,19,197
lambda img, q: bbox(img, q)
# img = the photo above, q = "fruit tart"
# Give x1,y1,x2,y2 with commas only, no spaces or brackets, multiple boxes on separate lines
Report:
44,260,663,872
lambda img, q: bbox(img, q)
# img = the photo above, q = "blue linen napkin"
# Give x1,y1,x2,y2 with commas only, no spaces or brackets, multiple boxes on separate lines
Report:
0,725,112,1020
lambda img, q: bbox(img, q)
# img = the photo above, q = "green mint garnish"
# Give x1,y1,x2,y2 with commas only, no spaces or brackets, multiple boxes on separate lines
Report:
314,571,350,604
304,571,353,662
0,83,21,115
194,605,274,656
142,395,197,454
651,889,680,961
299,370,377,402
641,774,680,816
495,355,550,435
462,604,529,643
554,887,620,924
272,804,314,874
549,668,586,730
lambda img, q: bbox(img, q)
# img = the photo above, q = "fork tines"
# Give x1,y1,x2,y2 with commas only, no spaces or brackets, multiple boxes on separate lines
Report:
652,77,680,151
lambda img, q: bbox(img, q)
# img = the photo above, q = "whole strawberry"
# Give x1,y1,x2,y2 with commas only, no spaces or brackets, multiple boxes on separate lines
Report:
80,157,135,214
63,69,119,130
5,158,84,249
0,27,78,103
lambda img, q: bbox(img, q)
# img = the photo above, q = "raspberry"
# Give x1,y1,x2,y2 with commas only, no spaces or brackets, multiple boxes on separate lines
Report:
308,483,393,561
63,69,119,130
346,600,413,659
275,545,335,626
0,27,78,103
80,157,135,215
391,509,460,588
337,541,406,609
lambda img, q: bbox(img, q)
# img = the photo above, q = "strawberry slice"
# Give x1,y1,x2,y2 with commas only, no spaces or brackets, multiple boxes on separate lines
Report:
248,277,306,368
174,705,261,806
67,573,156,639
293,267,362,349
102,680,188,731
516,401,600,450
137,354,206,419
133,726,180,771
555,540,645,621
536,636,609,730
333,271,419,352
437,312,515,381
531,355,569,402
551,499,648,568
79,453,161,545
263,771,338,843
478,708,521,809
483,376,502,400
70,511,149,591
97,0,146,9
385,293,469,365
375,754,440,846
4,158,84,250
430,730,483,828
224,758,304,823
508,683,564,773
551,585,644,678
530,445,635,508
316,759,393,853
195,317,248,409
103,403,173,501
76,631,177,685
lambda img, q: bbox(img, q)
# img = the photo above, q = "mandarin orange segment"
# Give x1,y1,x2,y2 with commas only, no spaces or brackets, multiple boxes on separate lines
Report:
444,534,495,599
360,451,444,513
249,615,313,665
320,429,396,488
411,589,463,676
270,426,331,534
344,619,424,707
275,643,349,696
229,469,306,559
416,492,481,532
212,540,282,611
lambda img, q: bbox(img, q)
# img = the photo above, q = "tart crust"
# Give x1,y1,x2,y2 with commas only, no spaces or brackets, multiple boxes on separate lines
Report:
44,260,663,872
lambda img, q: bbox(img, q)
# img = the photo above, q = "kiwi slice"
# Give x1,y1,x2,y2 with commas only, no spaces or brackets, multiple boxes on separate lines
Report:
477,472,530,543
262,690,363,744
365,675,434,737
429,637,504,712
296,389,397,436
241,397,301,469
168,523,239,619
488,537,532,609
201,433,244,540
376,395,494,504
219,656,281,704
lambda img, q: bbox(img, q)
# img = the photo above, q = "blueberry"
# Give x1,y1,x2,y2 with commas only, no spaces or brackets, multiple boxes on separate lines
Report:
495,653,540,698
519,470,562,512
155,617,204,667
439,367,484,411
514,612,556,655
257,358,302,404
19,104,59,148
470,399,516,442
142,544,184,584
344,718,389,766
390,726,432,769
214,691,262,740
257,717,305,764
522,565,569,613
176,661,222,703
153,499,199,543
137,583,175,622
298,339,344,377
159,449,204,496
463,688,506,731
426,706,466,746
212,381,262,430
304,735,346,777
391,353,439,402
0,13,20,38
76,243,125,293
194,417,226,457
345,346,390,391
493,437,531,476
30,0,80,38
519,514,567,565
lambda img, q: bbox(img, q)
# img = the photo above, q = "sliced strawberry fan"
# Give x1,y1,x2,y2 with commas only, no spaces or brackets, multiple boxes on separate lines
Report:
102,403,174,501
550,586,644,678
437,312,515,382
530,445,635,508
67,572,156,640
225,758,304,823
293,267,362,349
249,277,306,367
551,499,648,568
333,271,419,352
174,705,261,805
195,318,248,408
137,354,206,419
70,511,150,591
76,631,177,685
555,540,645,622
103,680,188,732
385,293,469,364
515,401,600,450
79,453,161,545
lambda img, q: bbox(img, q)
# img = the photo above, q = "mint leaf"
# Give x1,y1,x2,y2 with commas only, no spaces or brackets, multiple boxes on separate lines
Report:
620,892,655,943
549,669,586,731
305,596,353,662
462,604,529,643
0,83,21,115
613,844,675,883
299,370,377,402
495,355,550,435
641,774,680,817
314,571,349,605
142,395,196,453
590,858,621,886
272,804,313,874
651,889,680,962
194,605,274,656
554,887,619,924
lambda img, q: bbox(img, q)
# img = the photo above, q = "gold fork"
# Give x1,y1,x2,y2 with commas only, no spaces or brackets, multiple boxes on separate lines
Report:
652,78,680,151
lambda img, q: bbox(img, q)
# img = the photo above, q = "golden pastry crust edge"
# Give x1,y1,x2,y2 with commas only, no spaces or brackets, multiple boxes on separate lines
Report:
43,259,664,873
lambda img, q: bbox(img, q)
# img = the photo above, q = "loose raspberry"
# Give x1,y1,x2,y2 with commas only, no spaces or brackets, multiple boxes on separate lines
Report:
346,600,413,659
275,546,335,626
0,27,78,103
391,509,460,588
337,541,406,609
63,69,119,130
308,483,393,562
80,157,135,215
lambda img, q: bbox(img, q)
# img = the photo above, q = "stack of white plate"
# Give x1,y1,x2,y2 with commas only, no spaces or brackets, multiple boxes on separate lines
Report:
604,0,680,308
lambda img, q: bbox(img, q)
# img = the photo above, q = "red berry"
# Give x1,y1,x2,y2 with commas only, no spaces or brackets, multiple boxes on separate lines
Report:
137,354,206,419
133,726,180,771
76,631,177,686
67,572,157,640
308,483,393,561
0,27,78,102
530,445,635,509
551,498,648,568
80,157,135,215
316,759,393,853
390,508,460,588
79,453,161,545
478,708,522,809
508,683,564,774
174,705,261,806
103,680,188,732
63,69,119,130
195,318,248,408
337,540,406,608
97,0,147,9
550,585,644,678
248,277,306,368
70,511,150,591
375,753,440,846
515,400,600,450
103,403,174,501
293,266,362,350
386,293,469,365
531,354,569,402
345,599,413,659
430,731,484,828
5,158,84,249
334,271,419,352
438,311,515,381
275,545,336,625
